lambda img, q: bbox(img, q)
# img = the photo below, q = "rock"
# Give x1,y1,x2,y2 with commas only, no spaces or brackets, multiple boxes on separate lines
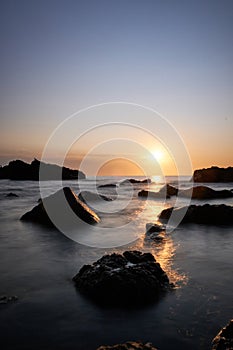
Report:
159,184,178,196
78,191,112,204
21,187,100,226
73,250,173,306
192,166,233,182
0,158,85,180
121,178,151,185
0,295,18,304
96,341,158,350
98,183,117,188
159,204,233,225
6,192,19,198
138,190,170,199
180,186,233,199
212,319,233,350
146,223,166,233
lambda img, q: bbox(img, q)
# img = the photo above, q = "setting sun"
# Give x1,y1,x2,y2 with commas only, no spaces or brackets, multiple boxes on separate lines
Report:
151,149,163,162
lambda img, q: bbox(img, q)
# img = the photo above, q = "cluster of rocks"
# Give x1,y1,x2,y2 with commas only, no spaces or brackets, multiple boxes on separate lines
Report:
96,341,158,350
0,158,85,180
212,319,233,350
158,204,233,225
73,251,173,306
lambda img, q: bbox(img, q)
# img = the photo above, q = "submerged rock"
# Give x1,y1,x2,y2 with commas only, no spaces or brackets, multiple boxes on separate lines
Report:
212,319,233,350
78,191,113,203
73,250,173,306
159,204,233,225
146,222,166,233
0,295,18,304
121,178,151,185
96,341,158,350
21,187,100,226
138,190,170,199
98,183,117,188
0,158,85,180
193,166,233,182
180,186,233,199
6,192,19,198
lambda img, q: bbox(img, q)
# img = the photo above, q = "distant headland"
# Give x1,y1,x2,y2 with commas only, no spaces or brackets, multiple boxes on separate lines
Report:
0,158,85,180
192,166,233,182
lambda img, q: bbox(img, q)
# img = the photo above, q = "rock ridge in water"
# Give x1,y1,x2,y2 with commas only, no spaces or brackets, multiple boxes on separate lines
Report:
21,187,100,226
73,250,173,306
192,166,233,182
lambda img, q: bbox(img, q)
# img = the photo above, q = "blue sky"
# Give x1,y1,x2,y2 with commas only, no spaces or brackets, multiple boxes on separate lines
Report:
1,0,233,173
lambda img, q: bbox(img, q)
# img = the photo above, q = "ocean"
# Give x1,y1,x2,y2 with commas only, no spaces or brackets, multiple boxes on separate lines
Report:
0,176,233,350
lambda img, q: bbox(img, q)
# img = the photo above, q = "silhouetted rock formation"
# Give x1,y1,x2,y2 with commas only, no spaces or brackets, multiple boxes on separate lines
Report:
212,319,233,350
159,204,233,225
138,190,170,199
121,178,151,185
96,341,158,350
21,187,100,226
193,166,233,182
78,191,113,204
146,222,166,233
0,159,85,180
159,184,178,196
73,251,173,306
180,186,233,199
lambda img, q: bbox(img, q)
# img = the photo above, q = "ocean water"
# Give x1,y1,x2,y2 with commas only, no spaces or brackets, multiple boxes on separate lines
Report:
0,177,233,350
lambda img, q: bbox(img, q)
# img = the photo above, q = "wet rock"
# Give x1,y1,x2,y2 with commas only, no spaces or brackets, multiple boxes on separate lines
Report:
193,166,233,182
212,319,233,350
73,250,173,306
6,192,19,198
159,184,178,196
96,341,158,350
159,204,233,225
0,295,18,304
0,158,85,180
138,190,170,199
180,186,233,199
21,187,100,226
146,223,166,233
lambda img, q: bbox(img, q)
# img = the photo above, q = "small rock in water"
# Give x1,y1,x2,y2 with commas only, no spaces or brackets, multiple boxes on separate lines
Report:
0,295,18,304
73,250,173,306
146,223,166,233
6,192,19,198
96,341,158,350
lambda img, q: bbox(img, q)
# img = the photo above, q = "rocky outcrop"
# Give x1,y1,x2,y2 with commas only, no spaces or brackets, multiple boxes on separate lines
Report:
121,178,151,185
98,183,117,188
146,223,166,233
138,190,170,199
0,158,85,180
78,191,112,204
21,187,100,226
159,204,233,225
96,341,158,350
212,319,233,350
180,186,233,199
6,192,19,198
193,166,233,183
73,251,173,306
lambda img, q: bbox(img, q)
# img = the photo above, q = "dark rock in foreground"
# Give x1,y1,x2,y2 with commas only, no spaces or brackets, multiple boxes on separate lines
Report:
180,186,233,199
138,189,170,199
6,192,19,198
73,251,173,306
97,341,158,350
0,158,85,180
193,166,233,183
159,204,233,225
212,319,233,350
21,187,100,226
146,222,166,233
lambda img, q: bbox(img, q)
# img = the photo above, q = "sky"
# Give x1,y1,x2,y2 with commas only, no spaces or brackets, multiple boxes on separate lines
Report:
1,0,233,175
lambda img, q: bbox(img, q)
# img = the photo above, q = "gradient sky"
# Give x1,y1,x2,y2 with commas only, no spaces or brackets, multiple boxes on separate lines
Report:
1,0,233,175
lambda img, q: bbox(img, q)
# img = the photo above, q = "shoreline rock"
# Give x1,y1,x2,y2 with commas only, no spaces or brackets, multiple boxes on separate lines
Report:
73,250,173,306
180,186,233,199
159,204,233,225
0,158,85,180
21,187,100,226
192,166,233,183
